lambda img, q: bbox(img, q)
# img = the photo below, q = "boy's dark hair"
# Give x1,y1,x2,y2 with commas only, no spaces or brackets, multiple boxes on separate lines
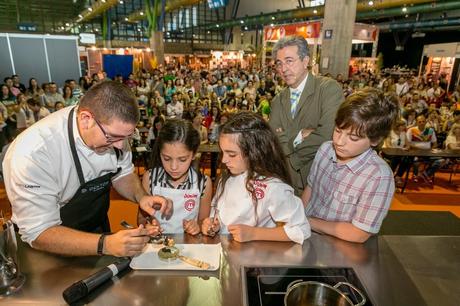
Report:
78,81,139,125
216,112,292,220
335,88,399,143
149,118,203,184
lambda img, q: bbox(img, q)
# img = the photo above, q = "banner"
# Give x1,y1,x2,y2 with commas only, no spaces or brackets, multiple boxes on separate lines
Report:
264,21,321,41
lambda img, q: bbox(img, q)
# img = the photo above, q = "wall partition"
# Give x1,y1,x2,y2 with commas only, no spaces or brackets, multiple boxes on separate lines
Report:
0,33,81,87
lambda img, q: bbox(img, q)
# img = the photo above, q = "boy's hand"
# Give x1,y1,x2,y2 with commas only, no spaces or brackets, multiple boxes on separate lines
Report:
183,219,200,236
228,224,254,242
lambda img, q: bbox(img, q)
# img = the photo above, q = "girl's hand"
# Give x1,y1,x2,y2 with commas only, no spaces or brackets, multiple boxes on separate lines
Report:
228,224,255,242
183,219,200,236
201,217,220,236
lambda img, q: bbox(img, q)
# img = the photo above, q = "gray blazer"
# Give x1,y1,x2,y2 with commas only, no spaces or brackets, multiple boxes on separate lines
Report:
269,73,344,190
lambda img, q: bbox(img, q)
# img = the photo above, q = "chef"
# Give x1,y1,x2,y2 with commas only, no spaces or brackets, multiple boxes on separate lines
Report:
3,81,172,257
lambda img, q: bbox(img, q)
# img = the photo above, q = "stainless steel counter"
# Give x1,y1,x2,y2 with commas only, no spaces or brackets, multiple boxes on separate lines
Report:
2,234,459,306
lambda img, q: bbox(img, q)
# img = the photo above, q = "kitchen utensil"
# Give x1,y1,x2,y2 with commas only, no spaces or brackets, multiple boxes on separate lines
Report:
284,280,366,306
207,207,219,237
157,246,210,269
0,219,25,296
120,220,170,245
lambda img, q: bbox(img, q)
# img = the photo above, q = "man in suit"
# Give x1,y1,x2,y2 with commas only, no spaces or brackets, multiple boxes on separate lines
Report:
269,35,344,194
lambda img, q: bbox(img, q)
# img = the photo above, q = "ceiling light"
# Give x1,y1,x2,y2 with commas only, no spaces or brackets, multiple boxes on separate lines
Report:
402,7,407,12
244,26,248,30
146,48,151,52
140,12,144,16
125,17,129,21
78,14,83,18
207,30,210,34
270,23,274,27
271,16,275,20
65,23,70,26
119,0,124,4
88,7,93,12
240,20,244,24
101,0,106,3
368,1,373,5
137,28,141,31
313,9,318,14
216,24,219,27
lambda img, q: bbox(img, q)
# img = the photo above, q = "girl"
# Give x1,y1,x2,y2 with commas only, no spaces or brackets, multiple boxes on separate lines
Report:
141,119,212,234
445,123,460,150
14,93,35,133
201,112,310,244
63,85,78,106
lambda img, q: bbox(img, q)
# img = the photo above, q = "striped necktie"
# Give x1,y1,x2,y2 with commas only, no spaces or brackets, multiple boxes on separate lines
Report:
290,90,301,118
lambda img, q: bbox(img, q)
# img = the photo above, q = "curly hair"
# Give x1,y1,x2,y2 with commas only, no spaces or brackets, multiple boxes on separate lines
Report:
215,112,292,222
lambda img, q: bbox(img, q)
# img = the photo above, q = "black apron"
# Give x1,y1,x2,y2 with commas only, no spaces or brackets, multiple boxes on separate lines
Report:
60,108,121,233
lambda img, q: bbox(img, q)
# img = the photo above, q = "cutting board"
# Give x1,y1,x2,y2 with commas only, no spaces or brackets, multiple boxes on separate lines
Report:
130,243,221,271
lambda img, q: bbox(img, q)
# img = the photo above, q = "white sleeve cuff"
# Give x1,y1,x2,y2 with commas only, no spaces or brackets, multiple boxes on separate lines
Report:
283,222,311,244
293,131,303,148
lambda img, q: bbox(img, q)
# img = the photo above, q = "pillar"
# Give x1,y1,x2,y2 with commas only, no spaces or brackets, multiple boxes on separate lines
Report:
150,31,164,67
320,0,357,77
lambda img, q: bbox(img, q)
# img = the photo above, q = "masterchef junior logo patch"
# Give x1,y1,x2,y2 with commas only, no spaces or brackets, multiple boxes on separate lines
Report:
253,180,267,200
184,193,198,211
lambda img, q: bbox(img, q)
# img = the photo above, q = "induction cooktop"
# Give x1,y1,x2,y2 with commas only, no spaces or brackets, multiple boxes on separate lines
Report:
242,266,373,306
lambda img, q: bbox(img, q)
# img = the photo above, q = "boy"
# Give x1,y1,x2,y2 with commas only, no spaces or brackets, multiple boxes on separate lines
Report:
302,88,399,243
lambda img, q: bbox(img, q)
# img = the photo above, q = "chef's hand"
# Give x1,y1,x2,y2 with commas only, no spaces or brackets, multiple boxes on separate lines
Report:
104,224,155,257
143,216,163,237
201,217,220,236
139,195,173,220
228,224,254,243
183,219,200,236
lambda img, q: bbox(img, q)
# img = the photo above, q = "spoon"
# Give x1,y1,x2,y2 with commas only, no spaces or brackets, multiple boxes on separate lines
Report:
158,246,210,270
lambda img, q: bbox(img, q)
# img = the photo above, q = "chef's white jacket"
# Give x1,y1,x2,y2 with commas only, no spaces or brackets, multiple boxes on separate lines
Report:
215,172,311,244
3,106,134,245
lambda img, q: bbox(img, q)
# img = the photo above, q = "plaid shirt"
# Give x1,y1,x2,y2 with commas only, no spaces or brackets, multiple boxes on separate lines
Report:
305,141,394,234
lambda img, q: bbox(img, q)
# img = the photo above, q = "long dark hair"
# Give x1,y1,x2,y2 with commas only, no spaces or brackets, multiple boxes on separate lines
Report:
215,112,291,221
150,118,203,184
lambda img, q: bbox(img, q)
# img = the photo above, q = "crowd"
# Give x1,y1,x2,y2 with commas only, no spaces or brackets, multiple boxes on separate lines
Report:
2,64,460,177
2,64,460,181
2,47,460,253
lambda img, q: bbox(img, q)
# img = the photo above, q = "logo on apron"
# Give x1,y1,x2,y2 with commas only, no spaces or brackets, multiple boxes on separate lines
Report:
184,199,196,211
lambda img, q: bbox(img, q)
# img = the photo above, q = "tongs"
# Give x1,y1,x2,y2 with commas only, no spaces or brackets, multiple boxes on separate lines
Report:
120,219,173,246
207,208,219,237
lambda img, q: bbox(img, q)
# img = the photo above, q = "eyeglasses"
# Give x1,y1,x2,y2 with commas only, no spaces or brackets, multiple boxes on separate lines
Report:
275,57,301,70
93,115,133,144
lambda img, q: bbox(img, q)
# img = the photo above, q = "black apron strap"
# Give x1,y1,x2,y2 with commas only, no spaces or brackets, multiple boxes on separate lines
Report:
68,107,85,186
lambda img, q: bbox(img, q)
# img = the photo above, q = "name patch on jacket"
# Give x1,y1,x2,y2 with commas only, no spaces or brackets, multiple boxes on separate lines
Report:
82,181,110,194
